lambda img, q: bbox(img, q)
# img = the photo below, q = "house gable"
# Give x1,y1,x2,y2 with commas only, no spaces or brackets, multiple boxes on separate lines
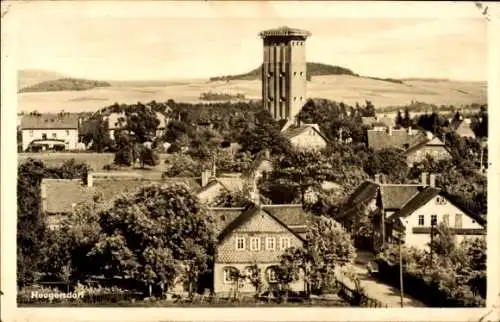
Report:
217,206,304,263
401,194,484,230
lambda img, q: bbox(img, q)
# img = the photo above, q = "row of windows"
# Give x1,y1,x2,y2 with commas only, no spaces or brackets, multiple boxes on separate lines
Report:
235,236,290,251
417,214,465,228
267,72,304,77
223,266,281,284
290,41,304,46
267,97,303,102
29,130,71,137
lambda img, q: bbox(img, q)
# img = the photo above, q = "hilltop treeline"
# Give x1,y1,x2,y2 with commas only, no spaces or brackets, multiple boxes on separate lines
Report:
19,78,111,93
209,62,358,82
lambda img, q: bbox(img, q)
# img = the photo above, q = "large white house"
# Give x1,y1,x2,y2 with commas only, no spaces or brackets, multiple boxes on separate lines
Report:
21,113,80,151
387,188,486,249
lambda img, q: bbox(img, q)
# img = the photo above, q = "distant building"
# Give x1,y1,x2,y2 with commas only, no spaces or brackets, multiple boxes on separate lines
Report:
259,26,311,124
361,115,394,130
105,111,169,140
450,118,476,139
212,203,309,296
281,123,328,150
196,170,252,206
405,135,453,166
367,127,453,166
20,113,80,151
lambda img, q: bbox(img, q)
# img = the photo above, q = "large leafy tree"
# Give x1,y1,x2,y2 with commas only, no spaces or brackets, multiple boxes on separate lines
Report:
90,184,217,294
238,109,292,155
363,148,408,183
40,199,102,283
163,153,205,177
278,215,356,297
17,159,47,286
267,148,335,203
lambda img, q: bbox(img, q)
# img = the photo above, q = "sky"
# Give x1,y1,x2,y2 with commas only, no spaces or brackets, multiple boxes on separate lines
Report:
7,1,489,81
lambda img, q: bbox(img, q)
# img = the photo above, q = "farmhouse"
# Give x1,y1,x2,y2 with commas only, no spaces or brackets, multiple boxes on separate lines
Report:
211,203,309,296
21,113,80,151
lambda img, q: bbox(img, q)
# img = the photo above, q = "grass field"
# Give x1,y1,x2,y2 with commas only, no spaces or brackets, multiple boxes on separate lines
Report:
17,75,487,113
18,152,171,173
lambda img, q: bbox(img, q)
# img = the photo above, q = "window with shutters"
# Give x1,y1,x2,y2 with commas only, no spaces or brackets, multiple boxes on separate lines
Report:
280,237,290,250
235,237,245,251
418,215,424,226
250,237,261,251
266,237,276,251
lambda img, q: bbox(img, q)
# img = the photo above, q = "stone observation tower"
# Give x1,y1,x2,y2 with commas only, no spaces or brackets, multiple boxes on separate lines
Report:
259,26,311,126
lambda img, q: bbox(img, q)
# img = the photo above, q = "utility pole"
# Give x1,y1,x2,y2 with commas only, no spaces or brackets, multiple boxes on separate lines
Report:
399,233,404,308
429,218,437,269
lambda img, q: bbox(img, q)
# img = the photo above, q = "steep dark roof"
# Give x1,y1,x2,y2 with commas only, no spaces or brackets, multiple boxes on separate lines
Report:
21,113,79,130
217,204,307,242
405,137,451,155
337,181,379,218
379,185,421,210
367,128,426,150
209,207,246,234
261,204,310,227
390,187,486,227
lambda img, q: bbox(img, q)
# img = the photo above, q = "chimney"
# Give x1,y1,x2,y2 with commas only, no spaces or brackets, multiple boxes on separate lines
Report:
408,126,413,136
388,127,393,136
421,172,428,186
87,172,93,187
429,174,436,188
251,177,261,206
374,174,381,183
264,149,270,160
201,170,211,187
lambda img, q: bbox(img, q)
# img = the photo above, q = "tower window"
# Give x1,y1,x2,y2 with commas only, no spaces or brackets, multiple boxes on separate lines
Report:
294,97,297,101
300,72,303,76
293,72,297,76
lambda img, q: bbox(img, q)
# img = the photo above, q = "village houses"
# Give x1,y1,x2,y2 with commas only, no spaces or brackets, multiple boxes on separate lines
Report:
337,172,486,251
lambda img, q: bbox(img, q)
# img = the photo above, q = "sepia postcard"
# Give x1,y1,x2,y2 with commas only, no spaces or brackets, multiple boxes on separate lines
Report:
1,1,499,322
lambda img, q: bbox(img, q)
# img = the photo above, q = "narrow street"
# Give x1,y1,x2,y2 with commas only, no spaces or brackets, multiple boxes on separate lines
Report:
352,250,426,308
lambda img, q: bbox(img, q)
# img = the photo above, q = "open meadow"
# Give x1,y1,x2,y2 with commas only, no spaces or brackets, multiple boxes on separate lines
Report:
17,75,487,113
